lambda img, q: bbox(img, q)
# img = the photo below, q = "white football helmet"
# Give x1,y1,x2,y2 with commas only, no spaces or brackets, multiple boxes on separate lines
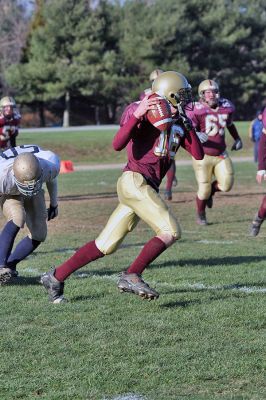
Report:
198,79,220,107
13,153,43,197
0,96,17,117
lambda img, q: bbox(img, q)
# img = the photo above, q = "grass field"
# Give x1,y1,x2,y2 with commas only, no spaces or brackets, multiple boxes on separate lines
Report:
0,125,265,400
17,121,252,164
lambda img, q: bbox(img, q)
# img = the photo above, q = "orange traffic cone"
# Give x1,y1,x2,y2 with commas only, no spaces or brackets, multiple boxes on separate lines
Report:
60,160,74,174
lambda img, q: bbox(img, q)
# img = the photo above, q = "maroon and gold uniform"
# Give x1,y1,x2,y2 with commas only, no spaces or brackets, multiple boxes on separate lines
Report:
41,71,204,303
96,101,203,253
0,110,20,150
186,81,242,225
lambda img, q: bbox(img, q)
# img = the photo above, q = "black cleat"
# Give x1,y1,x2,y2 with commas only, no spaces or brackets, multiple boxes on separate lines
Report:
40,270,66,303
117,272,159,300
206,195,213,209
196,212,208,226
250,214,264,237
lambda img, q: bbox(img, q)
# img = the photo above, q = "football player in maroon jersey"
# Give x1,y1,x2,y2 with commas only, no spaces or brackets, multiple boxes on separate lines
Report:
186,80,243,225
250,107,266,236
140,69,178,201
0,97,21,150
41,71,204,304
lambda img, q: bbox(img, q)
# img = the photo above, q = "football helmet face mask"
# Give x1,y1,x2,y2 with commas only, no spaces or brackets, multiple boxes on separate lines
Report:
152,71,193,110
0,96,16,118
149,69,164,83
198,80,220,107
13,153,43,197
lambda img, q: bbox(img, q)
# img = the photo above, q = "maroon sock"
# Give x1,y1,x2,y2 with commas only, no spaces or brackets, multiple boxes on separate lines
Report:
54,240,104,281
127,237,167,275
196,196,207,213
258,196,266,219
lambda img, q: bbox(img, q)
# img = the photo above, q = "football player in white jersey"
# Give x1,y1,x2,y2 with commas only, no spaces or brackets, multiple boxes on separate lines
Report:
0,144,60,283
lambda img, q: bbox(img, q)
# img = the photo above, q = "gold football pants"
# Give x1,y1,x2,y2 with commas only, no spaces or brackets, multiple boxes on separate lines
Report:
95,171,181,254
0,189,48,241
192,154,234,200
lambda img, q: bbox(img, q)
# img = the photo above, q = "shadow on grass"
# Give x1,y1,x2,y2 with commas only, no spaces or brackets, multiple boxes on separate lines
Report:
160,298,202,308
155,255,266,269
160,281,265,308
58,192,117,201
70,294,105,302
8,276,40,286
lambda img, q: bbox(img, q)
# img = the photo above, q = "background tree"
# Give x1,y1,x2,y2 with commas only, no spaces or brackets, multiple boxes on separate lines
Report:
0,0,30,95
4,0,266,125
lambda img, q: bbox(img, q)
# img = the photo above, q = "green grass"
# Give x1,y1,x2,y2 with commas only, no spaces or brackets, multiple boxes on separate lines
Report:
17,121,254,164
0,159,265,399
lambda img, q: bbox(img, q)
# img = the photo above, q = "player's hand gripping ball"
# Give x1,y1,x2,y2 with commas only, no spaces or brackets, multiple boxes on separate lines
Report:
146,93,172,131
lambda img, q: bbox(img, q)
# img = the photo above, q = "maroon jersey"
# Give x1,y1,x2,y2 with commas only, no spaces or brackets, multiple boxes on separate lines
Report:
186,98,235,156
0,110,21,149
113,101,204,190
258,109,266,170
262,107,266,130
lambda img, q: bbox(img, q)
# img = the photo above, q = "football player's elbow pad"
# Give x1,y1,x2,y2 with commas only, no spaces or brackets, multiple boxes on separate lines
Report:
231,138,243,151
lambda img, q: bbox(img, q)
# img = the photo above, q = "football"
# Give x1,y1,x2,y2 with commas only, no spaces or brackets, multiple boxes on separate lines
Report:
146,93,172,131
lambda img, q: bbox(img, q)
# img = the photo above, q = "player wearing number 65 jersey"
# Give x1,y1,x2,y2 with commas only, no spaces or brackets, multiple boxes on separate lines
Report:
0,145,60,283
186,79,243,226
41,71,204,303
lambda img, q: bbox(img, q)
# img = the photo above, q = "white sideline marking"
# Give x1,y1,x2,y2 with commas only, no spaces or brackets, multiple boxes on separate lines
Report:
185,282,266,293
196,240,234,244
105,395,145,400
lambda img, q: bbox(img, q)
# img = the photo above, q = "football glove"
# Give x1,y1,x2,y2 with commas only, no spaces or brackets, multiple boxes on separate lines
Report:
196,131,209,143
47,204,58,221
231,139,243,151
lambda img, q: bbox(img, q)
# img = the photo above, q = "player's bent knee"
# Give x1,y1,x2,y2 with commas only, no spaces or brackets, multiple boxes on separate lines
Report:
158,227,181,247
11,216,25,228
31,232,47,242
30,226,47,242
219,179,234,192
95,238,121,255
197,184,211,200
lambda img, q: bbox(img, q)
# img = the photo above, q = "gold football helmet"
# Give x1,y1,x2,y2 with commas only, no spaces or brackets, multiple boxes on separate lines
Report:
152,71,192,108
13,153,43,197
149,69,164,83
198,79,220,104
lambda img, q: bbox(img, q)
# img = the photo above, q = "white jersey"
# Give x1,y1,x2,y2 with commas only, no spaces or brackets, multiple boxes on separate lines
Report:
0,144,60,195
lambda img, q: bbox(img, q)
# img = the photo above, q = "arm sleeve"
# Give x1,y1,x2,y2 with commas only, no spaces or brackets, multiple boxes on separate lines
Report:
10,135,17,147
113,104,140,151
46,178,58,207
248,121,254,141
227,123,241,140
258,133,266,170
181,128,204,160
262,108,266,128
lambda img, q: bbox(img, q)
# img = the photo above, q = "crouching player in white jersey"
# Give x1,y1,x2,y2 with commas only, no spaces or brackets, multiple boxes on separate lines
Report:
0,144,60,283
